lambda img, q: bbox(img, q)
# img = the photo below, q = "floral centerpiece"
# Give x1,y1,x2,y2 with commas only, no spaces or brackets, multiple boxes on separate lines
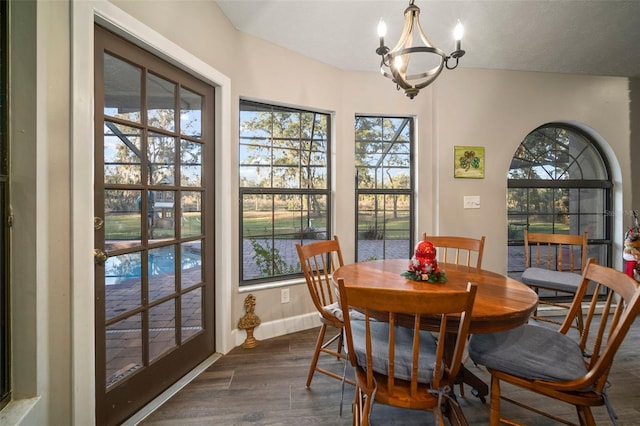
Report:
401,240,447,283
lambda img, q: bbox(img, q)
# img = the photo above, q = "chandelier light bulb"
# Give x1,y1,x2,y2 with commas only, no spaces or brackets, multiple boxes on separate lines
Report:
393,55,403,70
377,19,388,53
454,19,464,41
377,19,387,38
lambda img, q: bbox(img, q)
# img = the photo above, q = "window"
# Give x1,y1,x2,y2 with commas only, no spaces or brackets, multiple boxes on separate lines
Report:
507,123,612,278
355,116,414,261
239,100,331,284
0,0,9,410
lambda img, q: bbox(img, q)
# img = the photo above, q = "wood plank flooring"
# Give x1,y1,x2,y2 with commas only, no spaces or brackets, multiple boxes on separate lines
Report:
140,318,640,425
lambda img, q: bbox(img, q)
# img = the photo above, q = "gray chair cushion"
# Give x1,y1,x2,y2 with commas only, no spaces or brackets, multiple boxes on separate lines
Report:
350,320,439,384
521,267,582,293
468,324,588,383
322,303,366,322
322,302,343,321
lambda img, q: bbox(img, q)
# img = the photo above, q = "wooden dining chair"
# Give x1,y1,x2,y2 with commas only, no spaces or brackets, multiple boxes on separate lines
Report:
422,233,485,397
295,236,355,394
338,277,478,425
522,230,588,330
469,259,640,426
422,233,486,269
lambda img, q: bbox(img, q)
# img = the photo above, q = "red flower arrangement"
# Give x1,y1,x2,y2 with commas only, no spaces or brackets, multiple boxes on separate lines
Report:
401,240,447,283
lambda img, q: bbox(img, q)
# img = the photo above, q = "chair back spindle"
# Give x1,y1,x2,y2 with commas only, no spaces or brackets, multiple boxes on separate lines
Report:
524,231,587,273
421,233,486,269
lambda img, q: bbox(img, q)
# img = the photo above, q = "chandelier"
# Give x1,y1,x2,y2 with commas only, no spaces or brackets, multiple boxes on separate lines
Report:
375,0,466,99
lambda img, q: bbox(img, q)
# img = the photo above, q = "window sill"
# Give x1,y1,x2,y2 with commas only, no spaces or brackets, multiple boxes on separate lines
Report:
0,397,41,426
239,277,307,293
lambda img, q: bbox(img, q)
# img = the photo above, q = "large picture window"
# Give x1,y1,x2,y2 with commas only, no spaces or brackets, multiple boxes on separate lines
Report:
355,116,414,261
507,124,612,279
239,100,331,284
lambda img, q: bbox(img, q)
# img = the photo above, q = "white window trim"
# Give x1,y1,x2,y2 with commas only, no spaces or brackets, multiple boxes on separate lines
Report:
71,2,232,424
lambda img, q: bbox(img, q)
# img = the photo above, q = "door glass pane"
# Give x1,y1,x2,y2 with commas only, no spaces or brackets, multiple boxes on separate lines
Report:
147,73,175,132
149,299,176,363
104,53,142,123
181,241,202,290
148,133,175,185
150,190,175,241
105,189,142,251
149,245,176,302
180,140,202,187
106,314,142,388
104,123,142,185
181,192,202,238
180,87,202,138
105,252,142,320
181,288,202,342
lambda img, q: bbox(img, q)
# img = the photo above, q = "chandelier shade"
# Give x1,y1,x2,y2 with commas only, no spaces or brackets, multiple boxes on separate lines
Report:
376,0,466,99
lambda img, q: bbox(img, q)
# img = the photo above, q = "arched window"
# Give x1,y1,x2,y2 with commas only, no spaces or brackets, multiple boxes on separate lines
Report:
507,124,612,278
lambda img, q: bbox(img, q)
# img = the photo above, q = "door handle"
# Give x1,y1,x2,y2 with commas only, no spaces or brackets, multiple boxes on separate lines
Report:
94,249,108,265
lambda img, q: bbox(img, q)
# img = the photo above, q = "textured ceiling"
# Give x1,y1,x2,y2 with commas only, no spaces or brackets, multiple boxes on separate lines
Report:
215,0,640,78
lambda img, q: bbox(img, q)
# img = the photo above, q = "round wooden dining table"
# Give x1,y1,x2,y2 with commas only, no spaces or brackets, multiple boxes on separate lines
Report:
333,259,538,334
332,259,538,425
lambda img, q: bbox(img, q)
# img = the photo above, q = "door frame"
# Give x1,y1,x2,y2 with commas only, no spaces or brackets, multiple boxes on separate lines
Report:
71,2,233,424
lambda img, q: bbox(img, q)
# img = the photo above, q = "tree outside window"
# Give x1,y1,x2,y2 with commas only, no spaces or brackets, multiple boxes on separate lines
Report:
239,101,330,284
355,116,414,262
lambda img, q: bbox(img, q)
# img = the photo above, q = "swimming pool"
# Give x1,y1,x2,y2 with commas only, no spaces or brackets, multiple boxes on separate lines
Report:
105,242,202,286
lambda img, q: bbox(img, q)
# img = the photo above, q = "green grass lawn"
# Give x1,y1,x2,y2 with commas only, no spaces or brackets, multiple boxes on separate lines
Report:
106,213,202,240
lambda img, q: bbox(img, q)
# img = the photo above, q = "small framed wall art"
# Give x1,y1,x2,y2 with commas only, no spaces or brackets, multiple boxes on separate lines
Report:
454,145,485,178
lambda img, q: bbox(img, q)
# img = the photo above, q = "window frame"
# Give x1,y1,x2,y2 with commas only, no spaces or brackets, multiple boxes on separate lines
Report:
354,115,415,262
507,123,613,278
239,100,332,285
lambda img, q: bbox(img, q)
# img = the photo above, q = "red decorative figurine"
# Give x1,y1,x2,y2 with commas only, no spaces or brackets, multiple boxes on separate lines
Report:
404,240,447,283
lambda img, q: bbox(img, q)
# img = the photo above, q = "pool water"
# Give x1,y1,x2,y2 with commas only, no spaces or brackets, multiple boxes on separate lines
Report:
105,243,202,286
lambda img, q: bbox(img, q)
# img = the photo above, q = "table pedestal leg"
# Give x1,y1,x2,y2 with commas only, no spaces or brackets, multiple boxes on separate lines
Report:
457,364,488,403
444,332,489,403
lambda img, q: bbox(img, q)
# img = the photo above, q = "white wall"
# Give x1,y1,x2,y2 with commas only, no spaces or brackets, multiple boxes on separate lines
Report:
4,0,633,424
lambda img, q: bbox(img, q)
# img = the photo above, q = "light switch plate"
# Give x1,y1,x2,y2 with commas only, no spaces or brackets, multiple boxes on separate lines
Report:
464,196,480,209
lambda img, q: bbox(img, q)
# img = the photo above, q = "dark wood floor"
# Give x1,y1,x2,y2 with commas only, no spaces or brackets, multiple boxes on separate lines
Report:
141,318,640,425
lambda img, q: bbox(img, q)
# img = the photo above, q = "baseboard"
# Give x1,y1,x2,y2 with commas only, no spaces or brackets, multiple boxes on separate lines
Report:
232,312,320,348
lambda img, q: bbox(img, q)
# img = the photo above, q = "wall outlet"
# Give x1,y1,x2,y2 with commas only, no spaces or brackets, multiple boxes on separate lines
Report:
281,288,290,304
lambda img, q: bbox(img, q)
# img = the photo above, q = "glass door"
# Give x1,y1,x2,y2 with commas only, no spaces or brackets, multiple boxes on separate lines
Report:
94,25,215,425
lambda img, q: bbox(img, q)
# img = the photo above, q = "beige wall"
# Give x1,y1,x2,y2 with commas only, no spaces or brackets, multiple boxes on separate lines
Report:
5,0,633,424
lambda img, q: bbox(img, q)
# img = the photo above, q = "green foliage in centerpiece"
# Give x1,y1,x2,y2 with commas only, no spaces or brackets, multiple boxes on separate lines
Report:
401,269,447,283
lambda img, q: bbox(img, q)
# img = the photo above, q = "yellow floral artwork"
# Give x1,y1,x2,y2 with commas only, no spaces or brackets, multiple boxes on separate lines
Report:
454,146,485,178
